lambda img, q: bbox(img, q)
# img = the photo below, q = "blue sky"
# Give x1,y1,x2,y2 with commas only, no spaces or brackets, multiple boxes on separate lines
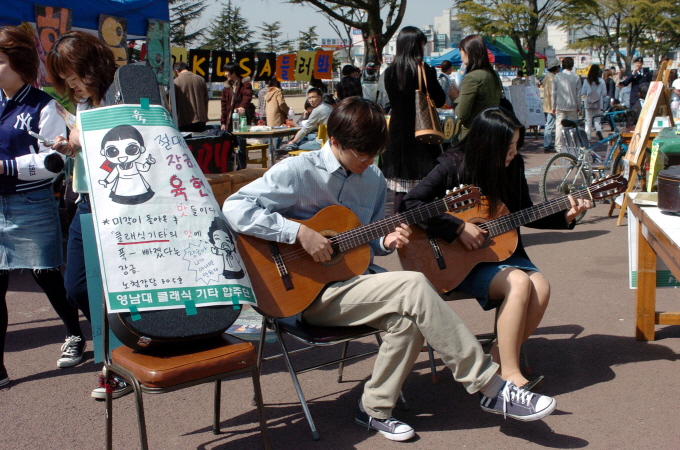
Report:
194,0,454,45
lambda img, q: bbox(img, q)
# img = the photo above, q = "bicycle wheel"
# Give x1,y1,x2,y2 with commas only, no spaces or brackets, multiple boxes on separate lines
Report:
613,148,647,190
539,153,591,222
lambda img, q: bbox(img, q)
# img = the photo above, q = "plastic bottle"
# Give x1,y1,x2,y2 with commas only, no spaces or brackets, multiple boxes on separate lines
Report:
231,111,239,131
287,108,295,127
239,114,247,132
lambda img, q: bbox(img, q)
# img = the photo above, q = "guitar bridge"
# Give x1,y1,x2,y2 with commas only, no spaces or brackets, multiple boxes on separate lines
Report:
268,242,294,291
427,233,447,270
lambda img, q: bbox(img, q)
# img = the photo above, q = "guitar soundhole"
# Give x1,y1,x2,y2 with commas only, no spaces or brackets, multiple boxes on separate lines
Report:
319,229,345,266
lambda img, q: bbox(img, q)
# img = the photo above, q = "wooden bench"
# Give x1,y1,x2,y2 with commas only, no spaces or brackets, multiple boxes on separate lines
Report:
205,168,268,206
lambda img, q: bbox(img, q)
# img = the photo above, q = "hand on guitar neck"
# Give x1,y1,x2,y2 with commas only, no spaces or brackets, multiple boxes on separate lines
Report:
565,195,593,222
297,222,412,262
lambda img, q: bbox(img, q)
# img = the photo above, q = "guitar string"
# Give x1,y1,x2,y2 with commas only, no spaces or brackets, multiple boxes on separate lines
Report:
272,192,474,264
269,179,620,265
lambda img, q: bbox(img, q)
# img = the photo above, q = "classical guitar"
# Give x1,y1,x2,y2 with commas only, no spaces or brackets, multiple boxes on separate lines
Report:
237,186,481,318
398,175,627,293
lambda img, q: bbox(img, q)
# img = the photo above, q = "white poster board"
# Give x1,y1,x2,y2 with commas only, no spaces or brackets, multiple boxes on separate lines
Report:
506,85,546,128
627,195,680,289
79,103,257,314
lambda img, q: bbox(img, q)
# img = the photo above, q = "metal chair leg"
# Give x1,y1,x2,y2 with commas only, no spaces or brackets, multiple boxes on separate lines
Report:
427,344,439,384
129,376,149,450
104,368,113,450
213,379,221,434
337,342,349,382
275,325,320,440
251,367,272,450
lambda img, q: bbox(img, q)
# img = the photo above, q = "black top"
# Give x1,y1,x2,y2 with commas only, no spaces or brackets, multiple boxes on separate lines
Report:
335,76,362,100
380,63,446,181
402,150,574,261
621,69,653,108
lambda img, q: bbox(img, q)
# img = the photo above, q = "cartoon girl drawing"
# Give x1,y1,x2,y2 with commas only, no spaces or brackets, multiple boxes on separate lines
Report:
98,125,156,205
208,217,245,280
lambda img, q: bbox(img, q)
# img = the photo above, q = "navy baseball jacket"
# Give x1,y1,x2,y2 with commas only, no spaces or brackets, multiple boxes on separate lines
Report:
0,84,66,195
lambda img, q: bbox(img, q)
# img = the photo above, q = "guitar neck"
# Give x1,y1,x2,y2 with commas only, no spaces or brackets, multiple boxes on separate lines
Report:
332,197,455,252
480,188,591,237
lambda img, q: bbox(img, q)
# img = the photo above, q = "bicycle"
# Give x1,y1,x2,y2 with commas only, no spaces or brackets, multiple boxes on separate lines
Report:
539,110,631,221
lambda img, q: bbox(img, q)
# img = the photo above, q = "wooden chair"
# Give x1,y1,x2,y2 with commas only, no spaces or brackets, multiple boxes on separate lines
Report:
245,143,269,168
256,314,407,441
101,307,271,450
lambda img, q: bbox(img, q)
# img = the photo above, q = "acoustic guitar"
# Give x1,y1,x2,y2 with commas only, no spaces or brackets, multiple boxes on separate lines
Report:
398,175,627,293
237,186,481,318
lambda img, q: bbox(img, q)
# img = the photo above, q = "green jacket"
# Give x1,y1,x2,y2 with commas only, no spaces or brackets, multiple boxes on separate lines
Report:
453,69,502,142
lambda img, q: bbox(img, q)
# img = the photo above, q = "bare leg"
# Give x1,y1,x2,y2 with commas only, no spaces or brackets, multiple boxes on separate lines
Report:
489,268,549,386
522,271,551,342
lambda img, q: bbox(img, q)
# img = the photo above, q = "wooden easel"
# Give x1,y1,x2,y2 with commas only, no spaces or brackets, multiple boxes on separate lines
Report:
616,61,675,226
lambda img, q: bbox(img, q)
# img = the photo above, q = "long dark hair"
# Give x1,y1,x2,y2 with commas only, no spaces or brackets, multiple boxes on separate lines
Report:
392,26,427,90
587,64,601,86
459,107,525,216
459,34,493,74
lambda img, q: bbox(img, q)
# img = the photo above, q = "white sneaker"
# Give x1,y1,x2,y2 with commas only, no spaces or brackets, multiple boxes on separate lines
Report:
57,335,85,368
355,401,415,441
91,375,133,400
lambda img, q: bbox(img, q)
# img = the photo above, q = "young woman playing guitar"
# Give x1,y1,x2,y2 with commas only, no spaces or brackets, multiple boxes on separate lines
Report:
403,106,592,390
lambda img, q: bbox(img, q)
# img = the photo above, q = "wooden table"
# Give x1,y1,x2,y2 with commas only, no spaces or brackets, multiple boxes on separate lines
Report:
232,127,300,166
627,194,680,340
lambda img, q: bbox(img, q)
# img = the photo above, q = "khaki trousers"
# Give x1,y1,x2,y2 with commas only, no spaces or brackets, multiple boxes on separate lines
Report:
303,271,498,419
555,109,579,153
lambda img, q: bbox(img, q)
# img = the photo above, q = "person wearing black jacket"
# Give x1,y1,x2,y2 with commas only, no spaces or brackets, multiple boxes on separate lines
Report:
403,107,591,390
620,57,652,108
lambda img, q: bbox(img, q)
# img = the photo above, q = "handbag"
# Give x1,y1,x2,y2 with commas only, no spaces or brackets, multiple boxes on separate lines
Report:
415,64,445,145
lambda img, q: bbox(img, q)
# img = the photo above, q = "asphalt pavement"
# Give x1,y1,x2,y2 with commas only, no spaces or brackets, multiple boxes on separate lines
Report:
2,136,680,449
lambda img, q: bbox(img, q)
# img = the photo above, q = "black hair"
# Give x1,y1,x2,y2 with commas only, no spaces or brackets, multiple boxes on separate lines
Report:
587,64,601,86
327,97,388,157
440,60,452,72
223,62,239,76
207,217,232,247
342,64,354,77
174,61,189,72
633,56,643,64
457,106,525,216
322,93,336,106
561,57,574,70
307,87,322,97
459,34,501,89
393,26,427,90
267,77,281,88
101,125,145,149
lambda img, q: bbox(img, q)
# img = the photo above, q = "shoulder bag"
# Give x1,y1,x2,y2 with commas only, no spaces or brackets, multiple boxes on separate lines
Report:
415,64,445,145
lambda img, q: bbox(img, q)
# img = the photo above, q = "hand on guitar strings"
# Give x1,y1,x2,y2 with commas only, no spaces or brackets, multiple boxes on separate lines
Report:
297,224,334,262
565,195,593,222
383,223,411,250
458,222,488,251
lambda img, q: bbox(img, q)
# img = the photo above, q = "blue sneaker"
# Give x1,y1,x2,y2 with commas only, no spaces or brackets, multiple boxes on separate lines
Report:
480,380,556,421
355,401,415,441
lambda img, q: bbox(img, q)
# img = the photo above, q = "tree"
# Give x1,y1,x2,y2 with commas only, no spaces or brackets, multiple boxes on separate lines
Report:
259,21,285,53
637,9,680,68
560,0,678,73
298,26,319,50
456,0,564,75
169,0,208,47
288,0,407,65
321,5,363,62
203,0,258,52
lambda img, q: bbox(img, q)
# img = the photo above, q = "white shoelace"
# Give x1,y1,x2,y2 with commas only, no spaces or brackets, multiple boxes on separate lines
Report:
367,416,402,432
60,336,82,357
500,381,534,418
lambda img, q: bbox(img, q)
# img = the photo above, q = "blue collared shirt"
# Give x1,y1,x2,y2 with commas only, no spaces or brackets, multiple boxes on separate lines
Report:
222,143,392,272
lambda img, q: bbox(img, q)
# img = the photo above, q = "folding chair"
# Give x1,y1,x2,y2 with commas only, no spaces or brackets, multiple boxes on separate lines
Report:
101,306,271,450
256,314,407,441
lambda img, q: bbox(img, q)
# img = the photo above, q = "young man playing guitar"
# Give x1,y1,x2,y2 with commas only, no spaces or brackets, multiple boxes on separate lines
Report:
222,98,557,441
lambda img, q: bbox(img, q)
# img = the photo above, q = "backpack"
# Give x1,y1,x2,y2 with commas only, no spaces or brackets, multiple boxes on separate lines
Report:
586,82,601,108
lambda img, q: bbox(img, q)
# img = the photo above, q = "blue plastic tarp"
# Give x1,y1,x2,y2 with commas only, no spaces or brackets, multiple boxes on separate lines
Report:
1,1,169,36
427,48,462,67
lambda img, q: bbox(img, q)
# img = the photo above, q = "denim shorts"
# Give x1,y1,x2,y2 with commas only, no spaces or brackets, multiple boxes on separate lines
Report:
456,254,539,311
0,187,63,269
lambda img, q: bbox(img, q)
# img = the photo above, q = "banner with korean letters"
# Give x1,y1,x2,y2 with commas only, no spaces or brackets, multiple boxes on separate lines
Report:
79,103,257,314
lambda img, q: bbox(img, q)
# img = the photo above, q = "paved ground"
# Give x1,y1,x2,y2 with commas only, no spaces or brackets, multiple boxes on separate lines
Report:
2,136,680,449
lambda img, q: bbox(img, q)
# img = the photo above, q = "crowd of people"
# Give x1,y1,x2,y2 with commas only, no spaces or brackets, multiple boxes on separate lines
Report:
0,20,670,443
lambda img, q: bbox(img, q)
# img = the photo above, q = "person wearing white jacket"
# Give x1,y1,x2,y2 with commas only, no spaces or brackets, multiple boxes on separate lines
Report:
581,64,607,142
551,57,581,152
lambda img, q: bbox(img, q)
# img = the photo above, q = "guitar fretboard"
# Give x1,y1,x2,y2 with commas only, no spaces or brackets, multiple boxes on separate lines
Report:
330,192,475,252
479,185,597,237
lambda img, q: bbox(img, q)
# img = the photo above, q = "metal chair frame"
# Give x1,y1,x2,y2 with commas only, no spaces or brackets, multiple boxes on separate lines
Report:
255,314,407,441
101,306,271,450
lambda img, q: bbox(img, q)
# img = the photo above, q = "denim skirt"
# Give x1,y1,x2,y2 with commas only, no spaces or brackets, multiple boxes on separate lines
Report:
0,187,63,269
456,253,539,311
